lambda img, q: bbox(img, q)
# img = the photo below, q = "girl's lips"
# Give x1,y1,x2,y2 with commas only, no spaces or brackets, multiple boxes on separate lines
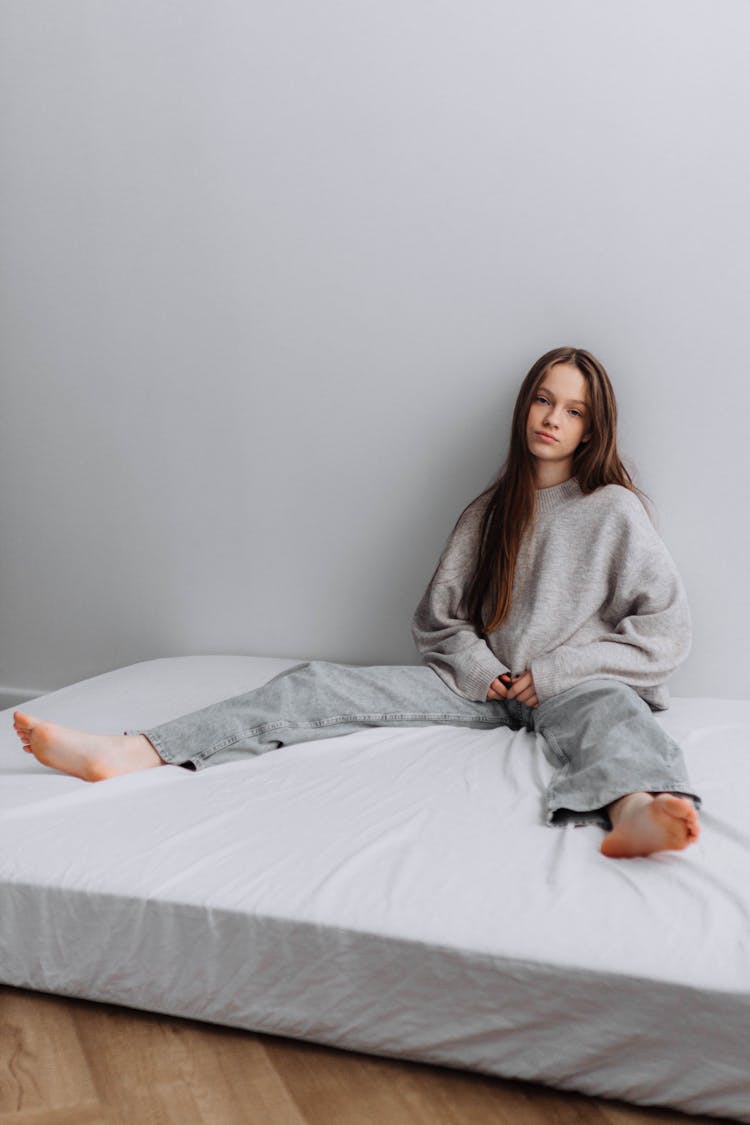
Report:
535,432,558,443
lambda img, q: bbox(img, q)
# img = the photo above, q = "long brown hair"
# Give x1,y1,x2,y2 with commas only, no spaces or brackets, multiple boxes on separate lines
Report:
463,346,639,635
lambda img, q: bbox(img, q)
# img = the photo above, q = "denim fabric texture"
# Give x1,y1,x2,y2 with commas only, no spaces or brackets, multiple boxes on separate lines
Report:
133,662,699,829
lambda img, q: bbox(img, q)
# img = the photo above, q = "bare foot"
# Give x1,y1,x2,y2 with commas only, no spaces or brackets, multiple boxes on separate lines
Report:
13,711,162,782
601,793,700,858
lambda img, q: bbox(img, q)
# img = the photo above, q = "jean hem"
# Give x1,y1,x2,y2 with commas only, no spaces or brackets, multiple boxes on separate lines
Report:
125,729,185,767
546,785,702,829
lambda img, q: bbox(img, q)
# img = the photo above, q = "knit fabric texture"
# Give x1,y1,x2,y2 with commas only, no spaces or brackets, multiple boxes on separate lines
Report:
411,478,691,708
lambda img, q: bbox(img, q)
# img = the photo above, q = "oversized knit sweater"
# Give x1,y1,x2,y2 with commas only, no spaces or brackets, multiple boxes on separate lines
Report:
411,477,691,710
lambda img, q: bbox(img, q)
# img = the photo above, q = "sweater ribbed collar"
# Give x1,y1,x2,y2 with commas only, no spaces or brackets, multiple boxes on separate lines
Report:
535,476,582,515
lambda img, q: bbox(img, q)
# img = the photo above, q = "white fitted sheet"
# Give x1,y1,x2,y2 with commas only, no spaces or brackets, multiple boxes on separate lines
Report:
1,656,748,1120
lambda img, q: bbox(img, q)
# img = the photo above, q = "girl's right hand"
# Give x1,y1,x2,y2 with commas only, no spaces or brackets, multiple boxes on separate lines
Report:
487,674,513,702
487,672,539,708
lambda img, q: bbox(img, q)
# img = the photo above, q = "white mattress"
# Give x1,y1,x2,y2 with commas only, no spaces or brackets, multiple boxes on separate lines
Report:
1,655,749,1121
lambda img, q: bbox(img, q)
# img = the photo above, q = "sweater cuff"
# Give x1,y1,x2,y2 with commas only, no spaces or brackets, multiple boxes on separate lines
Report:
529,654,565,705
459,655,510,702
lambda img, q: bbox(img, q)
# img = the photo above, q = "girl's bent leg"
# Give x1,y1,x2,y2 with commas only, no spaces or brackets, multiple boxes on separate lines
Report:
533,679,701,832
131,661,514,770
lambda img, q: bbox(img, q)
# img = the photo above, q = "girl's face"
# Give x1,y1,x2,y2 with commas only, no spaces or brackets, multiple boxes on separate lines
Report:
526,362,591,484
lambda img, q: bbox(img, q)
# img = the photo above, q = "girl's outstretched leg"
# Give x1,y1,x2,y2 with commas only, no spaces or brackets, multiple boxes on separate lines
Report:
13,712,161,781
13,662,514,780
601,791,700,858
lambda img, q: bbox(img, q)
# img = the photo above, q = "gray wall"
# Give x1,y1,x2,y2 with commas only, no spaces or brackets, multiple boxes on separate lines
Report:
1,0,748,701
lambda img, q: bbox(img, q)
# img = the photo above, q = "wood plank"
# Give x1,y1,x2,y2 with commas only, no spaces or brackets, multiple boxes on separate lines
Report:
0,1107,110,1125
69,999,306,1125
260,1034,613,1125
0,987,99,1116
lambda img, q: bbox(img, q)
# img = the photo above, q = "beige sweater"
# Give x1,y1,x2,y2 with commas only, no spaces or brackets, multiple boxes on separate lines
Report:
412,477,691,710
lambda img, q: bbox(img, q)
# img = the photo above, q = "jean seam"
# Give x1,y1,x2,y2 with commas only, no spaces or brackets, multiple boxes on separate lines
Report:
538,726,568,766
190,711,505,762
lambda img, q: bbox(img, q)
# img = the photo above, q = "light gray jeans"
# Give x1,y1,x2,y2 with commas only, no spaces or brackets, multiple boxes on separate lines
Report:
133,661,699,828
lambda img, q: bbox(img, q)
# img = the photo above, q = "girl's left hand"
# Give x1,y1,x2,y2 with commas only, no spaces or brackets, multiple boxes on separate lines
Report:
505,671,539,708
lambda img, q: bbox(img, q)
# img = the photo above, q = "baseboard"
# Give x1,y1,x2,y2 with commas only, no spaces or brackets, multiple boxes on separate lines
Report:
0,686,46,711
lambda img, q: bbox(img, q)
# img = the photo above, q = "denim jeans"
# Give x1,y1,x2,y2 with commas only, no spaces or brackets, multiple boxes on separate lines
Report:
133,662,699,828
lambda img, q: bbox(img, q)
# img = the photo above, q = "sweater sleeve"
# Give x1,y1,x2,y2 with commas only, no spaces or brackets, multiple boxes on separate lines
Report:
412,498,509,701
530,495,691,708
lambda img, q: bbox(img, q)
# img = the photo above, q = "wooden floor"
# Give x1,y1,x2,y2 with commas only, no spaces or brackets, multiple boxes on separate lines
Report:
0,987,729,1125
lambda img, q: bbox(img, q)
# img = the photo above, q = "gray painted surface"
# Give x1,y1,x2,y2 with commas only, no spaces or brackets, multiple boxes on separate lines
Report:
1,1,748,699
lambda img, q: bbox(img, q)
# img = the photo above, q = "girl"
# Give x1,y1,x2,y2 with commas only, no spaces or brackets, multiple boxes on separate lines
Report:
13,347,700,858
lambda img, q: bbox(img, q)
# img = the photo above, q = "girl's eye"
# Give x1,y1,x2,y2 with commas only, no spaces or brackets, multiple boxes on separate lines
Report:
569,409,581,417
535,395,549,404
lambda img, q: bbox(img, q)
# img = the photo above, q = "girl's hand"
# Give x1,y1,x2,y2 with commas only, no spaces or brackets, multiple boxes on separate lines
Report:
487,671,539,708
487,675,512,702
506,670,539,708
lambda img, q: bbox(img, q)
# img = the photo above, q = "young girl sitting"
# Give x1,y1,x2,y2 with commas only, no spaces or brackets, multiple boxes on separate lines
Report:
14,346,700,859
